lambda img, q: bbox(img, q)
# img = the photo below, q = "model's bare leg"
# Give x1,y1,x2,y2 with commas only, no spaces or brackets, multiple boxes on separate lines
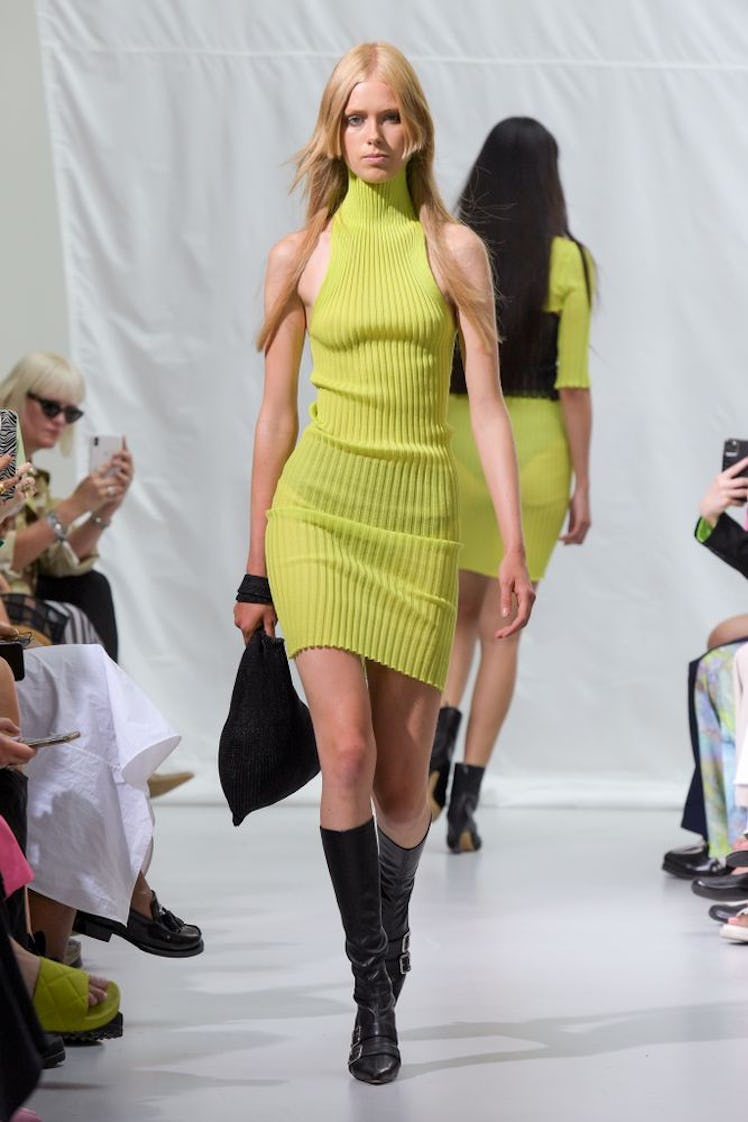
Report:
446,579,535,852
295,648,376,829
462,577,523,767
367,661,438,844
442,570,489,707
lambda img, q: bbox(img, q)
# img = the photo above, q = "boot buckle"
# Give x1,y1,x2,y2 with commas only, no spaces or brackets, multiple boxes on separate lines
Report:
349,1042,363,1063
399,930,411,975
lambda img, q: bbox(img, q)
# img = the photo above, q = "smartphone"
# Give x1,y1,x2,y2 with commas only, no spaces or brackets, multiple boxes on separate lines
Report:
89,434,123,475
0,409,18,498
25,730,81,748
722,438,748,479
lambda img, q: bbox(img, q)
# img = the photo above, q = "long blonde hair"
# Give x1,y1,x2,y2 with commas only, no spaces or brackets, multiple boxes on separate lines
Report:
257,42,497,352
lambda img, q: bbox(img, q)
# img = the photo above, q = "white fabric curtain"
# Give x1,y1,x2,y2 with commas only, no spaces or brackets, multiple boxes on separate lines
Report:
36,0,748,805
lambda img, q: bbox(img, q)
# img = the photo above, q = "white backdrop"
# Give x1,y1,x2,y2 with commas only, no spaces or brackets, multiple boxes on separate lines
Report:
35,0,748,807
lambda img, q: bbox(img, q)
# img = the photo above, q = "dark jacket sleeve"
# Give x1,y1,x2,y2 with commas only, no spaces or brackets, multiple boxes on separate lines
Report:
696,513,748,579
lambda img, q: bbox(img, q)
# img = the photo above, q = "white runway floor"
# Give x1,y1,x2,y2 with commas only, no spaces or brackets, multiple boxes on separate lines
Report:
29,803,748,1122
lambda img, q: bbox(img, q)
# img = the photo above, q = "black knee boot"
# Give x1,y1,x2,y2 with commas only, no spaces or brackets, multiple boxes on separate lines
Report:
320,819,400,1084
446,764,484,853
378,824,428,1002
427,707,462,820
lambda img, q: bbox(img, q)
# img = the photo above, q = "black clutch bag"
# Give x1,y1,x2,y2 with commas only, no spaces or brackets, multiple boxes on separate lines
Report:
218,630,319,825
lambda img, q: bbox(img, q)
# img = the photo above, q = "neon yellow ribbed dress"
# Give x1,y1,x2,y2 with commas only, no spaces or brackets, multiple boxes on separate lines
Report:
265,169,459,690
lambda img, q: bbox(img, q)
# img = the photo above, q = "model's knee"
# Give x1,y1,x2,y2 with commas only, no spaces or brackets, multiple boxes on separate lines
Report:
321,736,373,790
375,783,426,833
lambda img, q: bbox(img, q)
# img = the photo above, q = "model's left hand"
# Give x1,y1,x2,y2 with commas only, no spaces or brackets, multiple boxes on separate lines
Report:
560,485,591,544
494,552,535,639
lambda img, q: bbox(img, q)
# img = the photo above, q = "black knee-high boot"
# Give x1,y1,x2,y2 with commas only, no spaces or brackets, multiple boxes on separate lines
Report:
447,764,484,853
378,824,428,1002
320,819,400,1084
427,707,462,820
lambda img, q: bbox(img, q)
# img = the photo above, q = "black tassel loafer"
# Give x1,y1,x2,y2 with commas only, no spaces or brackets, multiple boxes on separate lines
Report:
74,893,203,957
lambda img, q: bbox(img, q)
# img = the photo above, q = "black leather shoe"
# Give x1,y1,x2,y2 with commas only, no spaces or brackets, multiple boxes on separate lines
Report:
662,843,729,879
349,1007,401,1085
708,900,748,922
74,893,203,957
725,849,748,868
41,1032,65,1068
691,872,748,901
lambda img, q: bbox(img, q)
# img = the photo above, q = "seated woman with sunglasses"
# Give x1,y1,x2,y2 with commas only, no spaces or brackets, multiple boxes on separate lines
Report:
0,352,132,657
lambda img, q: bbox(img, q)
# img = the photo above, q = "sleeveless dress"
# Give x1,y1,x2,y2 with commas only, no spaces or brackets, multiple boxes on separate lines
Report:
265,168,459,690
449,236,593,580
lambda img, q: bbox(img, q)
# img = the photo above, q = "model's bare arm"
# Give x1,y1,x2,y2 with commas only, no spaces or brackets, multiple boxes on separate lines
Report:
558,387,591,544
235,234,306,640
444,225,535,636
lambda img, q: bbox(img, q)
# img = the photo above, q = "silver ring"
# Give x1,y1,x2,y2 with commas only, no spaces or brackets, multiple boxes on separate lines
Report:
106,486,115,497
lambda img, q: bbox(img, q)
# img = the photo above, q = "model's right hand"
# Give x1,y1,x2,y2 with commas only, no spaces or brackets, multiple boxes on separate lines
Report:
0,718,35,767
698,457,748,526
234,601,276,642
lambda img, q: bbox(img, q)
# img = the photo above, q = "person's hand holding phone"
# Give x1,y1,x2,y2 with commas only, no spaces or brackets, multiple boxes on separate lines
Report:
85,437,134,520
97,438,134,516
699,456,748,527
0,454,35,526
0,717,35,768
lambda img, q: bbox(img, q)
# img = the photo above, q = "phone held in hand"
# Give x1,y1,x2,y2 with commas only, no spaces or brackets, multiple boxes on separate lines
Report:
722,438,748,478
0,409,18,498
89,434,123,475
25,730,81,748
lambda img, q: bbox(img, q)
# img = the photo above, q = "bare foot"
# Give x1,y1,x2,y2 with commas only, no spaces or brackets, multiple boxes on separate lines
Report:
11,937,112,1006
86,975,111,1006
727,911,748,928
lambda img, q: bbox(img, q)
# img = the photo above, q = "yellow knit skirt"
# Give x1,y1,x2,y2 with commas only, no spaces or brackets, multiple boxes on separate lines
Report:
266,428,460,691
449,394,571,581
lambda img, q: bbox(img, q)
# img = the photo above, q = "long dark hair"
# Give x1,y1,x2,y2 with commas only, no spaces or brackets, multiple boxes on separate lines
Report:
457,117,578,385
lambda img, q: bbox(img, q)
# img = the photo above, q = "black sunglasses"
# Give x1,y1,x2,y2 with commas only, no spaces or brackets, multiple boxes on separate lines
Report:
27,392,84,425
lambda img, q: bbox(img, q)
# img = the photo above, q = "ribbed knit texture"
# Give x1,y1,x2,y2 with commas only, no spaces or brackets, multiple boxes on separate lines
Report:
266,168,459,689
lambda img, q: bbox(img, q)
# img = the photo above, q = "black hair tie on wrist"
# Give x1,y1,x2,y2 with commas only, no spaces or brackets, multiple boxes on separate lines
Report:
236,574,273,604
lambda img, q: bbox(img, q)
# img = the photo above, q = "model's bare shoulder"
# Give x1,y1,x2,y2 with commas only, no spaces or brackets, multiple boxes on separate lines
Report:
266,230,307,277
442,222,489,267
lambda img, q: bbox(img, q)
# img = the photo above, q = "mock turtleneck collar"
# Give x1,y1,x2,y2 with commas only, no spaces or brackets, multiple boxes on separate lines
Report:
337,165,415,227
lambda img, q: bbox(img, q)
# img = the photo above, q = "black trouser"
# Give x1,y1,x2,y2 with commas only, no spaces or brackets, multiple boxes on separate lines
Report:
36,569,119,662
680,655,708,841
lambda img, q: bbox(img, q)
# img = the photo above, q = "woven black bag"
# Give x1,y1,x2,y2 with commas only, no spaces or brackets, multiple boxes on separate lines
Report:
218,630,319,825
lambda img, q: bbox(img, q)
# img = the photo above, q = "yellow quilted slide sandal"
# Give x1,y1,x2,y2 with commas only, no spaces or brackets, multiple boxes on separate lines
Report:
32,957,123,1043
